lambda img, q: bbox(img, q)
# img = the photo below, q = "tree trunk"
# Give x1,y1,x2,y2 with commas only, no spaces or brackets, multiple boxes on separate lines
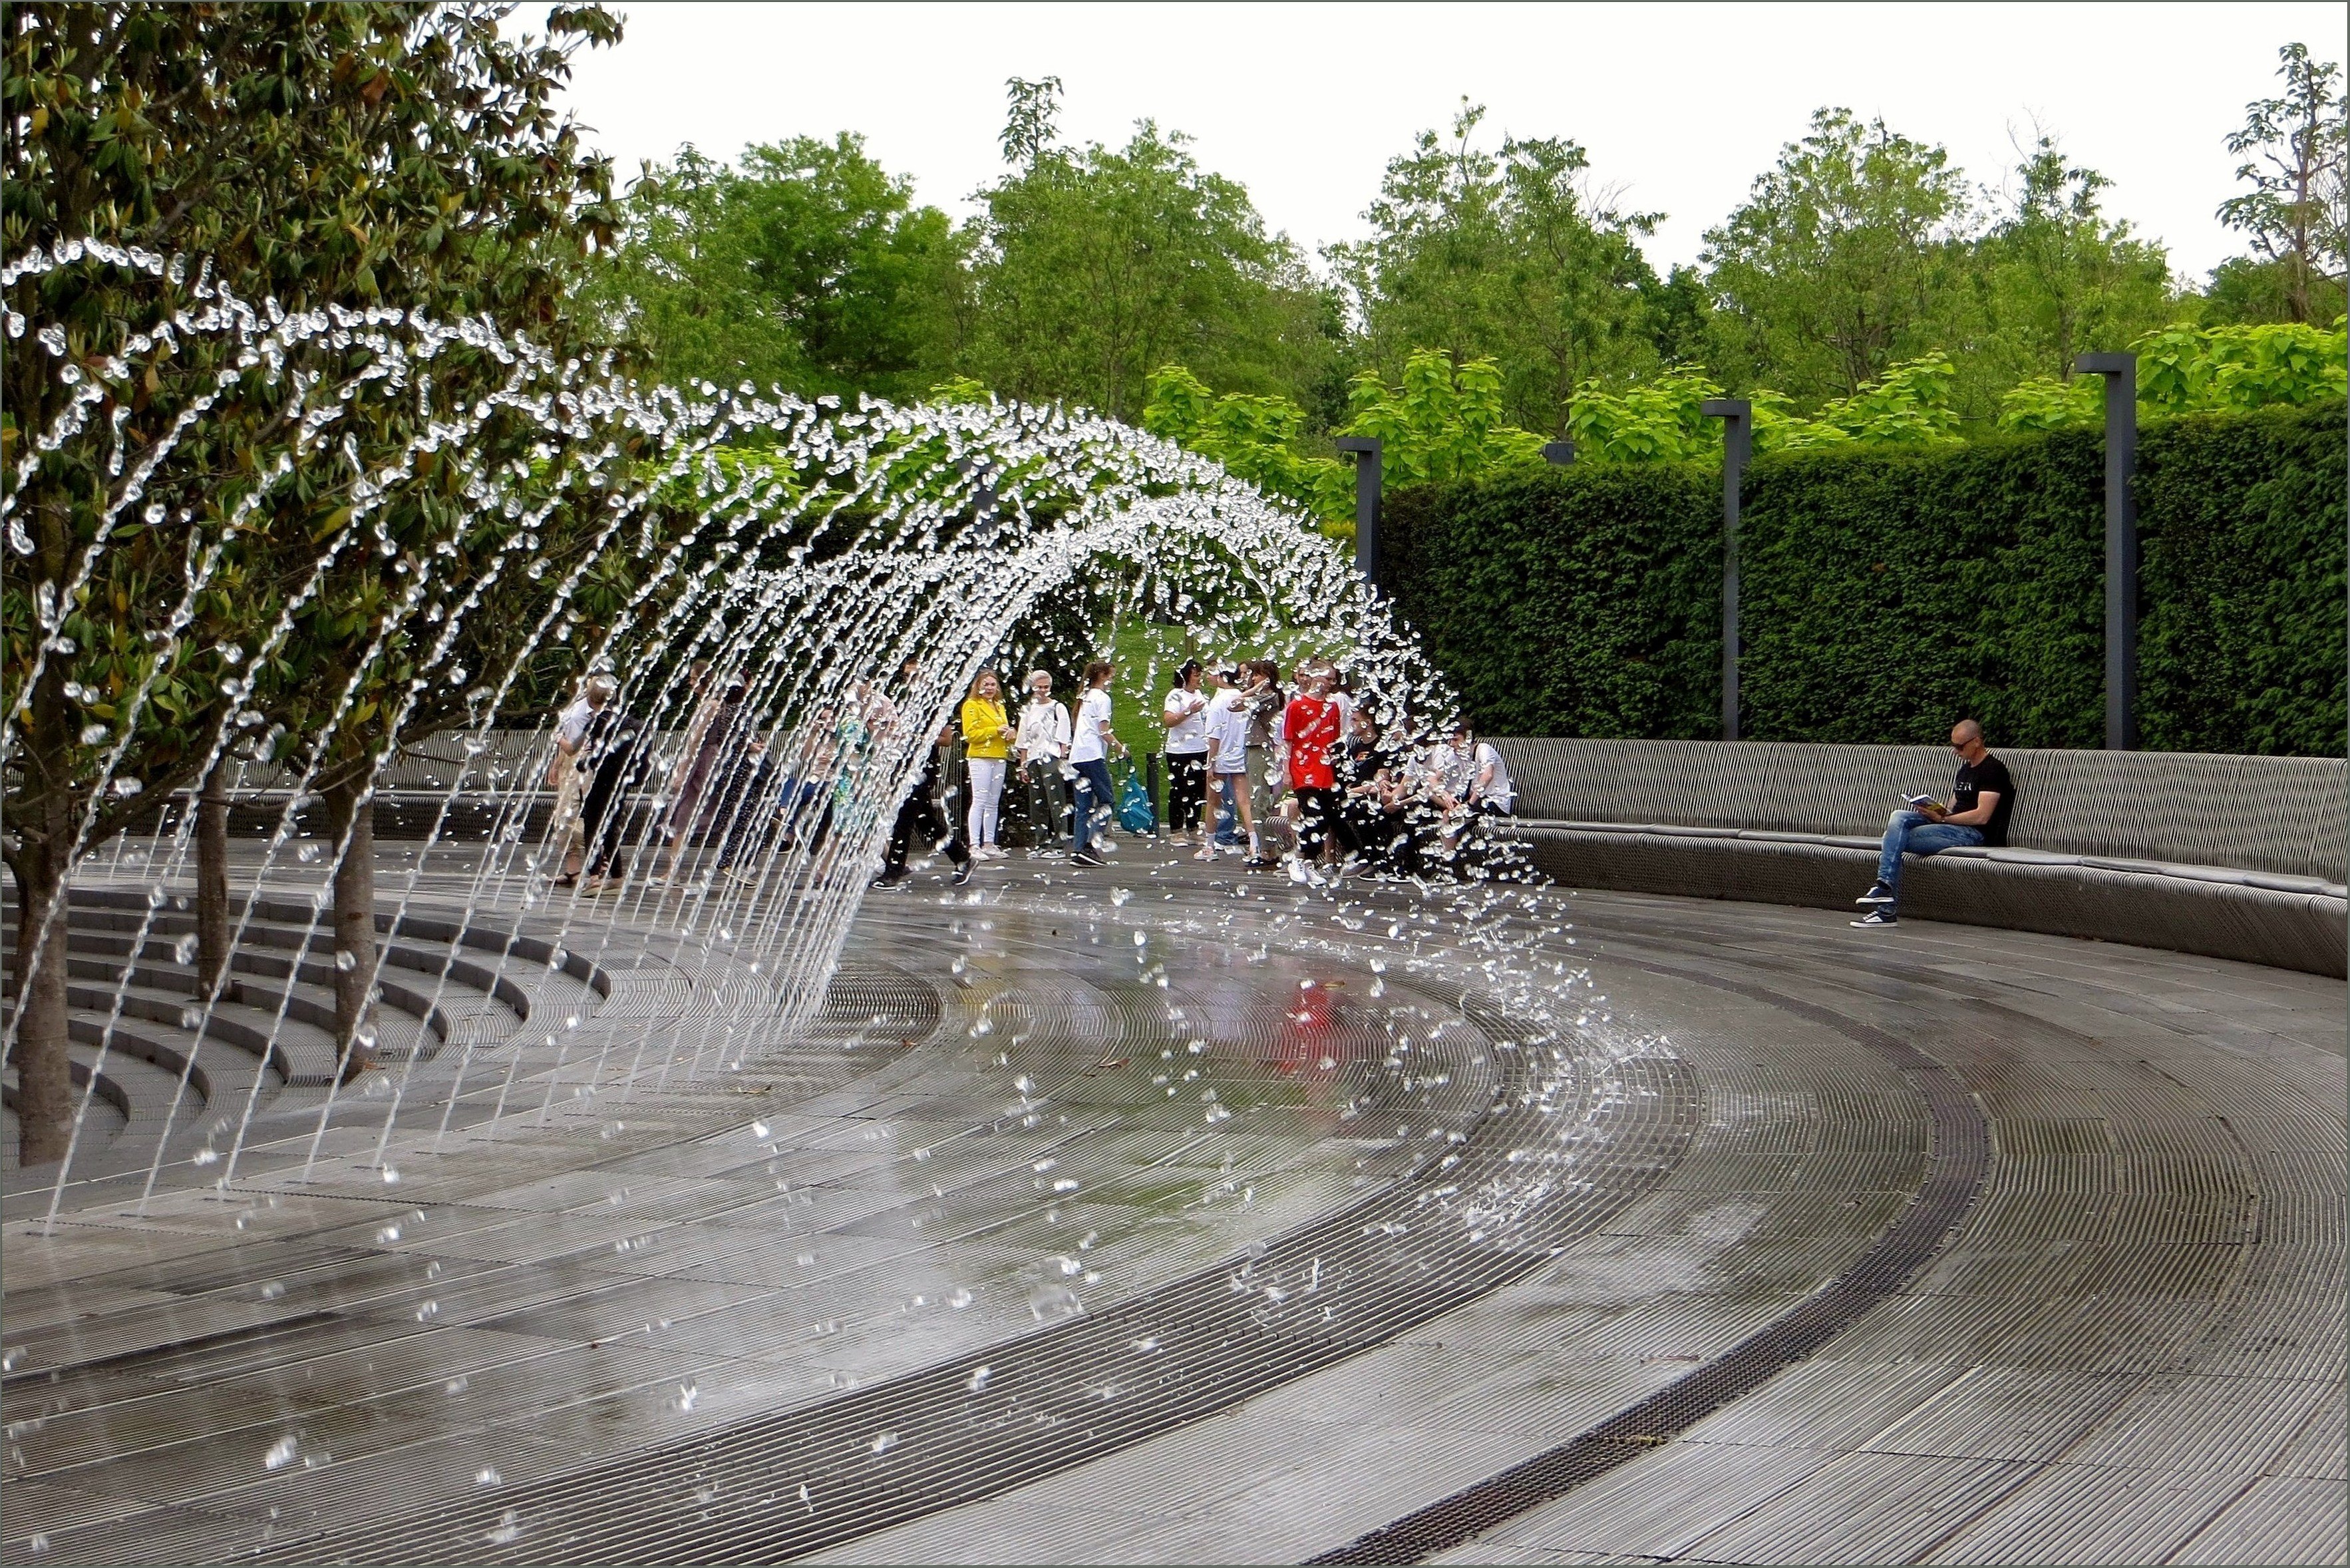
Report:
324,773,378,1080
196,757,231,993
9,834,75,1167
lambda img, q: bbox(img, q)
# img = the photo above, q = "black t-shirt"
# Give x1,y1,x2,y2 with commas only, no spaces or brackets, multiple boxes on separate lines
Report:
1954,752,2016,847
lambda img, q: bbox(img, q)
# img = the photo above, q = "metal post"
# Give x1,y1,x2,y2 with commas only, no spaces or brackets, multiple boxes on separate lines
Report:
1542,440,1576,466
1146,751,1162,837
1699,399,1753,742
1335,436,1382,583
2075,353,2138,750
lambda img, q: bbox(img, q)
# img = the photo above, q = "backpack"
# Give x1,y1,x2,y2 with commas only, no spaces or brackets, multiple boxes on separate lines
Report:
1115,758,1157,834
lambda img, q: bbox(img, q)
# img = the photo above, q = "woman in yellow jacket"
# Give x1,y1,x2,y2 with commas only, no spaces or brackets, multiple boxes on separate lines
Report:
959,669,1018,860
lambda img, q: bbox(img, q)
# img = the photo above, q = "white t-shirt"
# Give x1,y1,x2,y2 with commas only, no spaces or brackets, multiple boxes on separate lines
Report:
1017,699,1070,760
1070,687,1113,764
556,698,595,749
1206,692,1251,772
1472,742,1514,810
1162,686,1210,754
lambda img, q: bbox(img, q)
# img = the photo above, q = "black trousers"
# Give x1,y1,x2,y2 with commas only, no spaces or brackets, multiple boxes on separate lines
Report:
884,784,968,876
1166,752,1208,833
1293,786,1339,862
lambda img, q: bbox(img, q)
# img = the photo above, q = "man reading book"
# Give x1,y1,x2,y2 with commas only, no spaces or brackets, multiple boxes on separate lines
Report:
1852,718,2016,928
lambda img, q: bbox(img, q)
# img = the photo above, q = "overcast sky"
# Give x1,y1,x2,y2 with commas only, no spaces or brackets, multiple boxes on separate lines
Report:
538,2,2337,285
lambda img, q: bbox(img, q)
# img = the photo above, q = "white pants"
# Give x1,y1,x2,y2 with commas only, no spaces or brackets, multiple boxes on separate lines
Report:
966,756,1007,847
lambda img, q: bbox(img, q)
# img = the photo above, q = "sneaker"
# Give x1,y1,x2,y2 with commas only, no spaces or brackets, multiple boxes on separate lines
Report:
951,860,975,887
1286,858,1309,884
1192,846,1216,862
1854,882,1896,907
1850,909,1899,929
1071,850,1106,867
869,871,908,889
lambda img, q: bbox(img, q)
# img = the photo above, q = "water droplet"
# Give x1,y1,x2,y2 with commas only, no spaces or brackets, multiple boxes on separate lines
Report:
966,1366,990,1390
263,1435,297,1470
485,1509,524,1545
870,1432,898,1454
476,1468,502,1487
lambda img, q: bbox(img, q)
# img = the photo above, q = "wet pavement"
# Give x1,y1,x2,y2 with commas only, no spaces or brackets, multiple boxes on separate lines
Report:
3,840,2342,1565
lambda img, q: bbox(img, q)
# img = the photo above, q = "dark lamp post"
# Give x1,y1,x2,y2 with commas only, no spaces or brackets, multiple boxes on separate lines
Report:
2074,353,2138,750
1335,436,1382,583
1699,399,1753,742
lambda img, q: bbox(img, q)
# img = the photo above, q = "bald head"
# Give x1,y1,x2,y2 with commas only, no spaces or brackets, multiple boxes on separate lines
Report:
1951,718,1985,760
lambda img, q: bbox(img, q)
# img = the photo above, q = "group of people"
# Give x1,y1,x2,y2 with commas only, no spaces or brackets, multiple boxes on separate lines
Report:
538,651,1517,897
939,653,1515,885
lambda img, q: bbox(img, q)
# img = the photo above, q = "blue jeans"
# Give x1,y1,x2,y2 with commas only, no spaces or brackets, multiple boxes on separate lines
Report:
1212,772,1245,845
1071,758,1115,853
1876,810,1983,904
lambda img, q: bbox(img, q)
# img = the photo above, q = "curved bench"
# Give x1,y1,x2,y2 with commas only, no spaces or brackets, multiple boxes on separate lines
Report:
1499,738,2347,978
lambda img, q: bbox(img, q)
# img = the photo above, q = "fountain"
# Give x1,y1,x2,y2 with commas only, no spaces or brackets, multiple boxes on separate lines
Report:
2,239,1661,1564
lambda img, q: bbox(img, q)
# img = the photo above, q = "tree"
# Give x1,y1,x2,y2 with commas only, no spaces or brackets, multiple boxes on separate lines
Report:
584,136,968,400
1703,108,1973,405
2218,42,2348,323
1954,132,2178,418
964,82,1338,424
1331,102,1668,435
3,1,623,1158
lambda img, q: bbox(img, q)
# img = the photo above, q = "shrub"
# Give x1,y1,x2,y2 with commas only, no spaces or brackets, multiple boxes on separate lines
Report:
1380,402,2345,755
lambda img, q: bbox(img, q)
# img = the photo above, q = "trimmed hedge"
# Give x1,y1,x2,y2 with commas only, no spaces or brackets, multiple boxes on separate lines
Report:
1380,404,2345,756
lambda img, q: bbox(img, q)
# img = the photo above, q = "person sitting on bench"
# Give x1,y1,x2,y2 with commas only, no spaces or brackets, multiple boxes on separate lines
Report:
1852,718,2016,929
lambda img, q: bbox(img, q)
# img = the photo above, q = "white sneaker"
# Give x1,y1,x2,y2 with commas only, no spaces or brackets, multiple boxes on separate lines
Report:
1192,846,1215,862
1287,858,1309,884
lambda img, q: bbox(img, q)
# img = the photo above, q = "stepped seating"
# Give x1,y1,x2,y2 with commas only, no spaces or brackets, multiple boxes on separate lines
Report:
1500,738,2348,977
3,885,600,1170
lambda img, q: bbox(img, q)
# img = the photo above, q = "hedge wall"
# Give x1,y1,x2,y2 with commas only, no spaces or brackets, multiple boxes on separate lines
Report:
1379,403,2345,755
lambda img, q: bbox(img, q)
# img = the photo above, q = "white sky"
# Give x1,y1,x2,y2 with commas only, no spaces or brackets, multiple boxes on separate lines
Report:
538,1,2339,285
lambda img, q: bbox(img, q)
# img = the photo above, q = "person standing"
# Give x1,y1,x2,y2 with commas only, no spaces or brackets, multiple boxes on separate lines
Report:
653,661,727,883
1240,659,1288,869
548,673,615,888
1160,659,1212,849
1281,662,1343,885
960,669,1016,862
1068,659,1123,868
576,689,647,894
1852,718,2016,928
874,718,974,888
1015,669,1071,855
1201,665,1252,862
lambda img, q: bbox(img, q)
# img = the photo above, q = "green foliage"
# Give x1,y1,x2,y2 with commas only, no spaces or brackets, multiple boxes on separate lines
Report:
965,96,1336,424
586,134,967,401
1329,101,1669,435
2135,319,2350,410
1701,108,1973,404
2136,406,2349,754
1381,466,1721,738
1566,367,1727,463
1342,349,1547,485
1140,365,1351,523
1953,134,2179,417
2217,42,2348,323
2,0,626,876
1379,404,2345,756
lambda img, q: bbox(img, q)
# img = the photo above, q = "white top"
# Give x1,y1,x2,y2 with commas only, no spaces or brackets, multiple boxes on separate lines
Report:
1471,741,1514,810
1162,685,1211,754
1428,740,1471,798
1206,691,1251,772
1069,687,1114,764
556,697,595,749
1017,699,1071,760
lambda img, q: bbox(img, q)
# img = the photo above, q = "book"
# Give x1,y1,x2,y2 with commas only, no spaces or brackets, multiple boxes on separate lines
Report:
1904,793,1949,814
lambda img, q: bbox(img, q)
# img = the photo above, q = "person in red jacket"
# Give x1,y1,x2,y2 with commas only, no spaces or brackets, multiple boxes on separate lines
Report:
1282,661,1343,885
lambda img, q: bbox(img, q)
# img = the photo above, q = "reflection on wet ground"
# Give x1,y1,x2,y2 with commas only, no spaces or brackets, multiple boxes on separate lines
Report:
3,840,2342,1565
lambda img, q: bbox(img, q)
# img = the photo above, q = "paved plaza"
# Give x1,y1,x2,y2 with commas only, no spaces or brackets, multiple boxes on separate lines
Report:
2,841,2343,1565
